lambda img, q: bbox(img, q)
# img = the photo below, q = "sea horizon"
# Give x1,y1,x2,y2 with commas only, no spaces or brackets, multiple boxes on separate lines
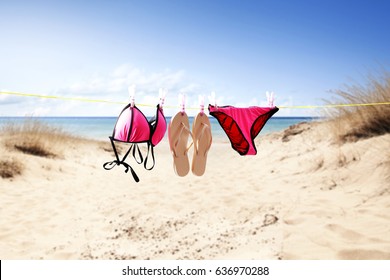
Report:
0,116,321,141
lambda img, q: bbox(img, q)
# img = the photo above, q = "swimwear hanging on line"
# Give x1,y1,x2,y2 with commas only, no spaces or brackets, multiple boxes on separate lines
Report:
208,104,279,155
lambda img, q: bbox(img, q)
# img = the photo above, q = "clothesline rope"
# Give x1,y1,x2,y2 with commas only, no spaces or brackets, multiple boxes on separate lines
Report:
1,90,390,110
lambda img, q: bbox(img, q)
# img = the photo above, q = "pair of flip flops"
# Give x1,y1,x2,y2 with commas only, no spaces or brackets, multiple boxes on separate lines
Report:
168,112,212,176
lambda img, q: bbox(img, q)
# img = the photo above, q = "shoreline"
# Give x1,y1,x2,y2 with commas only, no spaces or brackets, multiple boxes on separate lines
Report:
0,116,320,142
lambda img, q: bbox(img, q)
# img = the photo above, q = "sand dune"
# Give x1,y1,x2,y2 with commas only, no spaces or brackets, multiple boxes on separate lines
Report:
0,120,389,259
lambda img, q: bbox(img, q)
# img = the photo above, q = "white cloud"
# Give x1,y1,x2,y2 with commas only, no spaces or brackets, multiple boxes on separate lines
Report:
29,106,52,116
0,90,23,106
0,65,204,116
64,64,189,96
55,64,210,116
1,66,309,117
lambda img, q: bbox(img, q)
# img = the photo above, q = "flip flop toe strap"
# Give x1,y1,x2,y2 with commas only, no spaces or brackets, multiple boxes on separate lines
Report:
172,122,193,157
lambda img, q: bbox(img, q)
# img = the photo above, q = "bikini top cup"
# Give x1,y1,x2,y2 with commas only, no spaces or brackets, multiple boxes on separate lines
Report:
103,104,167,182
113,104,166,146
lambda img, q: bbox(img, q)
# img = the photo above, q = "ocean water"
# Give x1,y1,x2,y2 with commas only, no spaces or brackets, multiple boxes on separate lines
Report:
0,116,317,141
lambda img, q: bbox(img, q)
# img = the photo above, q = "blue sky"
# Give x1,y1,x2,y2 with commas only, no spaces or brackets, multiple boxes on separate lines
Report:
1,0,390,116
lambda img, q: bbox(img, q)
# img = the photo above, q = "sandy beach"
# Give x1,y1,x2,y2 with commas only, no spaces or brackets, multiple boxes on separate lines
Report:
1,120,389,260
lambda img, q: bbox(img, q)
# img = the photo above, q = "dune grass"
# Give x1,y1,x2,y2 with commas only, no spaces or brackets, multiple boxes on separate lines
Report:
0,158,23,179
327,71,390,142
1,119,74,158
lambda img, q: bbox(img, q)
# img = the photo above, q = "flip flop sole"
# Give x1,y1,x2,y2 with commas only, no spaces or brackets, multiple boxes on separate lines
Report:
168,112,191,177
192,113,212,176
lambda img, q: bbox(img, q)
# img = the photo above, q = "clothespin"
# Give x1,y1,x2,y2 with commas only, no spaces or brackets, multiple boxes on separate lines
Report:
208,91,217,107
198,95,205,115
266,91,275,107
128,84,136,107
179,93,186,114
159,88,167,108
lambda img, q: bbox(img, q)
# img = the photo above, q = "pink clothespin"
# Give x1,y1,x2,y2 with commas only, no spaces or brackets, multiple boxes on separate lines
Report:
179,93,186,114
128,85,136,108
198,95,205,115
266,91,275,107
159,88,167,109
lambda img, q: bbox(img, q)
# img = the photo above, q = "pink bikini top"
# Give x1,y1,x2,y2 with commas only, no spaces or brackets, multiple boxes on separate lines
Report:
103,104,167,182
113,104,166,146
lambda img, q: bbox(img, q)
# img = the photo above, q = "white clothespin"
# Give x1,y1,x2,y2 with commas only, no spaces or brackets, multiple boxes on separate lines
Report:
208,91,217,107
266,91,275,107
128,84,136,107
198,95,205,115
179,93,186,114
159,88,167,108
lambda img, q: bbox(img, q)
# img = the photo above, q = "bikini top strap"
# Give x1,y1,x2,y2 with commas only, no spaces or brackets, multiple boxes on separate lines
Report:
143,142,156,171
131,143,144,164
103,159,140,183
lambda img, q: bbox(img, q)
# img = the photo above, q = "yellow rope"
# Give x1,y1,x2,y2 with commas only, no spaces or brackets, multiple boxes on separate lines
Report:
0,90,128,105
278,102,390,109
1,90,390,110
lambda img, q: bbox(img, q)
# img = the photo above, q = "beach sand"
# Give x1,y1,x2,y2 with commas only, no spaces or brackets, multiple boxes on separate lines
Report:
1,120,389,260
